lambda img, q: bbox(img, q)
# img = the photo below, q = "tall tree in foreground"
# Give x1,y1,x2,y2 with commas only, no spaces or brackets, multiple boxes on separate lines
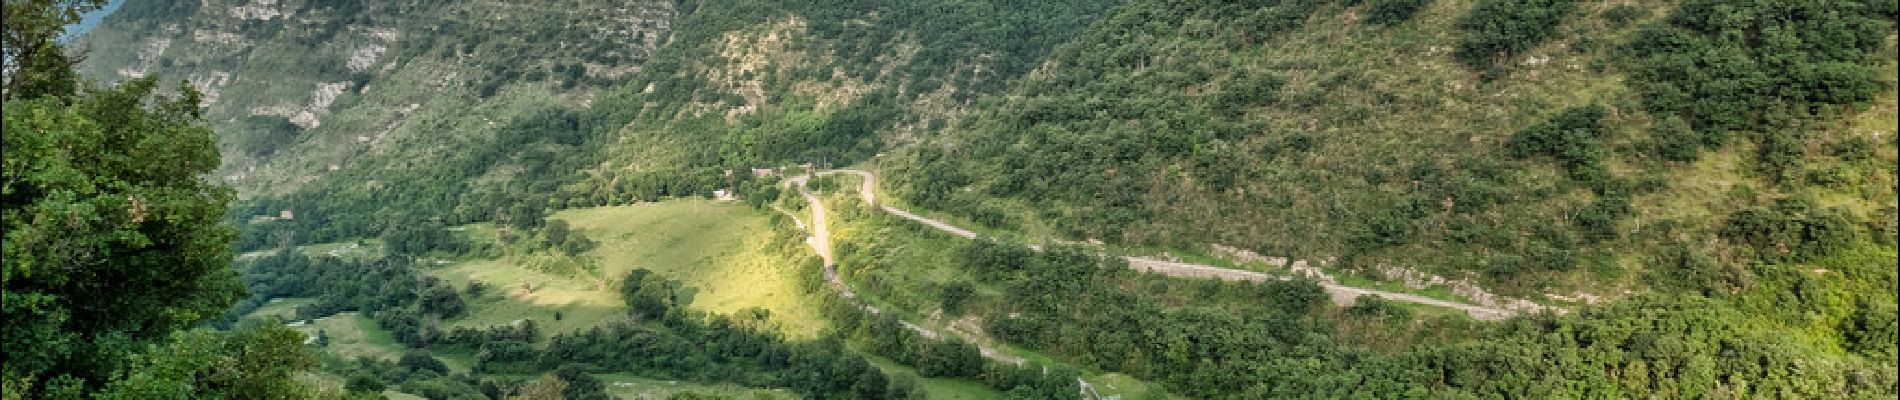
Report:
3,1,315,397
2,0,94,100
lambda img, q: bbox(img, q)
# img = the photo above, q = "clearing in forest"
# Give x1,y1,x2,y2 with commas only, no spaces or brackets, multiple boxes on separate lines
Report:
429,200,825,338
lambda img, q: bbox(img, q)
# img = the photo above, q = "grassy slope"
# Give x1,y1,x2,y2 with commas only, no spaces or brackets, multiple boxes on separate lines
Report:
244,297,317,321
859,354,1008,400
290,312,404,362
594,374,800,400
428,200,826,338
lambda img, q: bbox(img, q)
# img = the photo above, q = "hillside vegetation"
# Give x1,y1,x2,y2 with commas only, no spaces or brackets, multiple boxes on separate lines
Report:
888,0,1899,300
62,0,1900,398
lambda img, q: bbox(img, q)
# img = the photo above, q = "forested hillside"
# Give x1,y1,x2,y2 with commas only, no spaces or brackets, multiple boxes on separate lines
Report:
888,0,1899,300
60,0,1900,398
77,0,1121,250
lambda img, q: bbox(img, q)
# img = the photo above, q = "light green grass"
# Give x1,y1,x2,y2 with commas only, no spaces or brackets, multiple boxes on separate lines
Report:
239,301,414,367
244,297,316,322
381,391,426,400
858,353,1007,400
289,312,406,362
428,255,630,337
236,239,384,261
594,373,798,400
430,200,825,338
1095,372,1179,400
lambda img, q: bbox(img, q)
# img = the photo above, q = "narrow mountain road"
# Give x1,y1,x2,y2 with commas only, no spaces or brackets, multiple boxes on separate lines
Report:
793,169,1525,321
781,173,1026,365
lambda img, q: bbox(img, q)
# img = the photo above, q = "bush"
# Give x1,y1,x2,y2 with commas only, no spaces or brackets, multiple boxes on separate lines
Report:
940,281,976,315
1365,0,1433,26
1831,137,1875,161
1844,302,1899,359
1722,197,1858,262
1506,105,1609,183
399,351,450,375
1454,0,1578,69
1573,193,1631,242
1626,0,1888,144
1214,73,1286,116
346,371,386,393
1347,295,1415,320
1649,243,1749,296
1652,115,1701,162
1756,131,1806,183
1599,4,1647,27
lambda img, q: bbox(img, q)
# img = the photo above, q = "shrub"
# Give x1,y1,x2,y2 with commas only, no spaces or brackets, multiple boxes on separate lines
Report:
1574,193,1631,242
1215,73,1286,115
399,351,450,375
1756,131,1806,183
1626,0,1889,146
940,281,976,315
1652,115,1701,162
1507,105,1609,183
1599,4,1648,27
1843,302,1899,359
1649,243,1750,296
1454,0,1578,69
1347,295,1415,321
1722,197,1858,262
1365,0,1434,26
1831,137,1875,161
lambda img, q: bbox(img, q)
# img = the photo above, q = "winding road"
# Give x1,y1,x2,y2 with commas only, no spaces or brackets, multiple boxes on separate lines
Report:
785,169,1525,321
783,172,1026,365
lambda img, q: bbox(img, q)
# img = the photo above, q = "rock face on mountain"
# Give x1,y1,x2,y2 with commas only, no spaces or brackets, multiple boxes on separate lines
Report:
78,0,674,196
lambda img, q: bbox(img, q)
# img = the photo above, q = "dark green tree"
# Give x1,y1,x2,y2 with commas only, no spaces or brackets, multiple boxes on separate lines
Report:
2,0,99,100
1,2,326,395
92,323,317,399
4,35,247,400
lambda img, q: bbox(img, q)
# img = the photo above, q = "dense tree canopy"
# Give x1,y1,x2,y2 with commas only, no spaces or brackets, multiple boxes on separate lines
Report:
2,1,316,396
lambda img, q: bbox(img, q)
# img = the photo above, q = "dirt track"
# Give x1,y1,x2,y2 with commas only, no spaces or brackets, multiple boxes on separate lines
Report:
799,170,1528,321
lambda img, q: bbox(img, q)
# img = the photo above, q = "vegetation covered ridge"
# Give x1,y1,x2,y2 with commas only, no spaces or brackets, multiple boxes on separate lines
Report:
800,169,1533,319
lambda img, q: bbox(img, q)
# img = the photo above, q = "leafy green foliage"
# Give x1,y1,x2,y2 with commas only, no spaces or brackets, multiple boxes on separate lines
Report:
2,0,103,100
385,221,466,256
1626,0,1890,139
1454,0,1577,69
1599,4,1648,27
334,355,490,398
222,250,469,346
1363,0,1433,26
1507,105,1609,183
1651,115,1702,162
1755,129,1808,183
621,268,680,320
1845,302,1898,359
3,10,261,390
939,280,976,315
819,284,1081,398
93,324,318,399
1721,197,1858,262
871,231,1898,398
1345,295,1414,320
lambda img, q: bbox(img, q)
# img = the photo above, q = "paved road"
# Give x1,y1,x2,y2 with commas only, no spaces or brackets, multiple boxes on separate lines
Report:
800,169,1526,321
